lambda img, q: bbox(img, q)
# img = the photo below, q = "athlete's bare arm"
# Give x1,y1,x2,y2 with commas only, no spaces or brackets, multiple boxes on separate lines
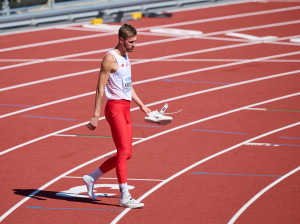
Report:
132,87,151,116
87,54,117,130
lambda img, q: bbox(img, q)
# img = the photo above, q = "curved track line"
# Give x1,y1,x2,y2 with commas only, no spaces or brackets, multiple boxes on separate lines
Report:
0,92,298,222
1,68,299,155
111,121,300,224
1,50,299,119
228,166,300,224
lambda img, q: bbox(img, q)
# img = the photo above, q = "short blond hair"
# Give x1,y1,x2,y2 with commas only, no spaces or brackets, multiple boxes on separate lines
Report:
118,24,137,40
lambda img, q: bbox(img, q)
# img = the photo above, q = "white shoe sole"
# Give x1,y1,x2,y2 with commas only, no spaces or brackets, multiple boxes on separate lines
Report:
144,114,172,125
120,202,144,209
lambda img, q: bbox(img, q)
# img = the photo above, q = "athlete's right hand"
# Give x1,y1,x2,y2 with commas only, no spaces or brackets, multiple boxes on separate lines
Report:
87,116,99,130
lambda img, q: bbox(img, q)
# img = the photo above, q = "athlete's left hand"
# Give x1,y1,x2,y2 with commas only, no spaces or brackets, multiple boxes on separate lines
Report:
141,106,151,117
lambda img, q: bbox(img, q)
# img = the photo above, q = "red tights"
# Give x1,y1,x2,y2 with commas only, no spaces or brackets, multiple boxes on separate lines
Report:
99,100,132,184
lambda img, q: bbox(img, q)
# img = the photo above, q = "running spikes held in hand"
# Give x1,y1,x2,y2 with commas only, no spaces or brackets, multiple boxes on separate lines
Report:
144,110,172,125
144,103,181,125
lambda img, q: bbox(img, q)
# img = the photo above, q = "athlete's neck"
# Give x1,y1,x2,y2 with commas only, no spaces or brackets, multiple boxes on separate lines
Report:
115,44,127,58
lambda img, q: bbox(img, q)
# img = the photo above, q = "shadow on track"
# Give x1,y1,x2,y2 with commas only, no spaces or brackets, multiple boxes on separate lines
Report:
13,189,120,207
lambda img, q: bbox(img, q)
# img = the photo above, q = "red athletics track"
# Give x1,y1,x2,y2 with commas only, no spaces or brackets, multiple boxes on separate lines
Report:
0,0,300,223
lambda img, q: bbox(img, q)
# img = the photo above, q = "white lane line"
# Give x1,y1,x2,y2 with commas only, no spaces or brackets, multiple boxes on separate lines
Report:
0,0,250,37
0,41,251,92
0,50,299,119
152,58,300,63
1,92,298,223
150,5,300,30
0,58,300,63
150,28,203,36
111,121,300,224
244,107,267,111
0,36,186,71
2,58,300,63
54,133,144,140
244,142,280,147
0,92,93,119
1,67,299,155
202,20,300,38
195,36,251,42
0,58,102,62
0,19,297,74
1,4,299,52
267,41,300,47
226,32,277,42
259,0,300,2
0,32,116,53
228,166,300,224
290,38,300,43
0,18,298,72
0,68,98,92
64,176,164,182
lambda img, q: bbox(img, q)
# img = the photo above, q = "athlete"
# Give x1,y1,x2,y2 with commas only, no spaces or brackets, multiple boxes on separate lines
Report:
83,24,151,209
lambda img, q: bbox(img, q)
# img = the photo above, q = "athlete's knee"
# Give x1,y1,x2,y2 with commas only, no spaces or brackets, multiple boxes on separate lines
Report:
117,152,132,160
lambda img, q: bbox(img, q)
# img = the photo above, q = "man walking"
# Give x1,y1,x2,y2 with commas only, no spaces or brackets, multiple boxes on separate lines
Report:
83,24,151,208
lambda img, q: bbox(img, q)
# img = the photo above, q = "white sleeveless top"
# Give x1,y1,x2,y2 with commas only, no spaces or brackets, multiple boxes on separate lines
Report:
104,49,132,101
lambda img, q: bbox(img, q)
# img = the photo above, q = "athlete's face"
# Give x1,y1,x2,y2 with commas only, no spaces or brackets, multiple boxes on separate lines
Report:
123,36,137,52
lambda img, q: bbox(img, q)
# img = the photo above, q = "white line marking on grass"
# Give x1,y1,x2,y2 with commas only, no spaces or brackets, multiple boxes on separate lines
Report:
228,166,300,224
0,92,299,222
111,121,300,224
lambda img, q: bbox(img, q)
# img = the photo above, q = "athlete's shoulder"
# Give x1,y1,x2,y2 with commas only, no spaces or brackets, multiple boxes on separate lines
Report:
104,52,116,62
103,52,117,66
101,52,117,73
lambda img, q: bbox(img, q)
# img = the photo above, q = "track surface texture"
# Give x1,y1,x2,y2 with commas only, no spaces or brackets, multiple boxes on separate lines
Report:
0,0,300,223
